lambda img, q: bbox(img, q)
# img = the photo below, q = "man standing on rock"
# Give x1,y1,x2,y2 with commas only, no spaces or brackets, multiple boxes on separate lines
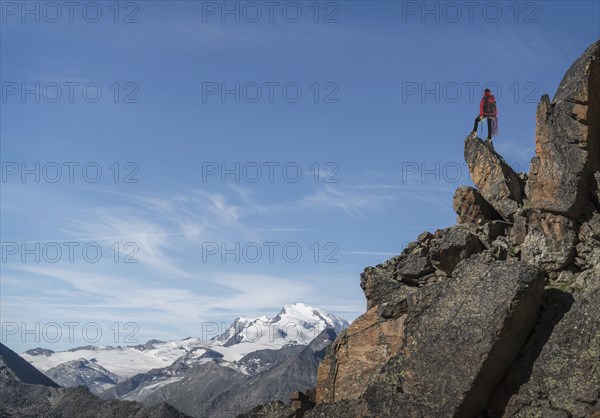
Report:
471,88,498,143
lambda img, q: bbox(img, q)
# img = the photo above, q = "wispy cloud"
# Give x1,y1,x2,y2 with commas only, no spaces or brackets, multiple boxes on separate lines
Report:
296,184,393,216
2,264,319,333
70,210,187,277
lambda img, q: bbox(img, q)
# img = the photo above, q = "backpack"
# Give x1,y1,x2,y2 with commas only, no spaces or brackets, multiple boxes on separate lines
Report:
483,95,497,116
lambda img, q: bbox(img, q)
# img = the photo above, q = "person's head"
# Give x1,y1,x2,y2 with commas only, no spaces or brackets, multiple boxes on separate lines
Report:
484,88,491,94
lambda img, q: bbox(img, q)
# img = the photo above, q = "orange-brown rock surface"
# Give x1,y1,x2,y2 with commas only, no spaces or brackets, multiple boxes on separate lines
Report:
316,308,406,404
527,41,600,218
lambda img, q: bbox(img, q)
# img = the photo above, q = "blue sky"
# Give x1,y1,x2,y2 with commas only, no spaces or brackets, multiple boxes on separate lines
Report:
1,1,599,352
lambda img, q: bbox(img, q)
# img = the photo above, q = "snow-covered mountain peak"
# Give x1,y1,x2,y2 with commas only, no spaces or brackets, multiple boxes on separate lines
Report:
209,303,349,353
274,302,349,332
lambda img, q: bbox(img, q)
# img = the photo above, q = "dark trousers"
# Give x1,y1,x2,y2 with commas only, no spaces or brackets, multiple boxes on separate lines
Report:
473,116,493,139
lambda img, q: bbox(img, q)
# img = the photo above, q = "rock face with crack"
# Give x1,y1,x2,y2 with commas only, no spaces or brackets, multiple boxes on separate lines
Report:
358,255,545,418
242,40,600,418
498,266,600,418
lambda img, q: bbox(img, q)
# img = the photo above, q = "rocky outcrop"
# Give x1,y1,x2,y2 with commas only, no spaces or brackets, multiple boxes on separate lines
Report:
360,225,484,313
311,256,545,417
240,40,600,418
521,211,578,271
453,185,501,225
577,211,600,270
527,41,600,218
317,227,487,409
464,135,524,220
360,258,416,310
428,226,484,275
366,255,544,417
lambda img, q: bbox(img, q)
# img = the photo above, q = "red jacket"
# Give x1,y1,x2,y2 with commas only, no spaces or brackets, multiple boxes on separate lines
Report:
480,91,498,117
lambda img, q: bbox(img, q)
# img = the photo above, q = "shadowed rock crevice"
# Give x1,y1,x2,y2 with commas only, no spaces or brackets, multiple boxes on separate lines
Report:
486,289,575,417
457,275,553,417
500,266,600,417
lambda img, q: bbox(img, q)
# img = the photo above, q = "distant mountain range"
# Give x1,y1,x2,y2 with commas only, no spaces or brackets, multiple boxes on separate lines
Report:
0,342,188,417
12,303,349,417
